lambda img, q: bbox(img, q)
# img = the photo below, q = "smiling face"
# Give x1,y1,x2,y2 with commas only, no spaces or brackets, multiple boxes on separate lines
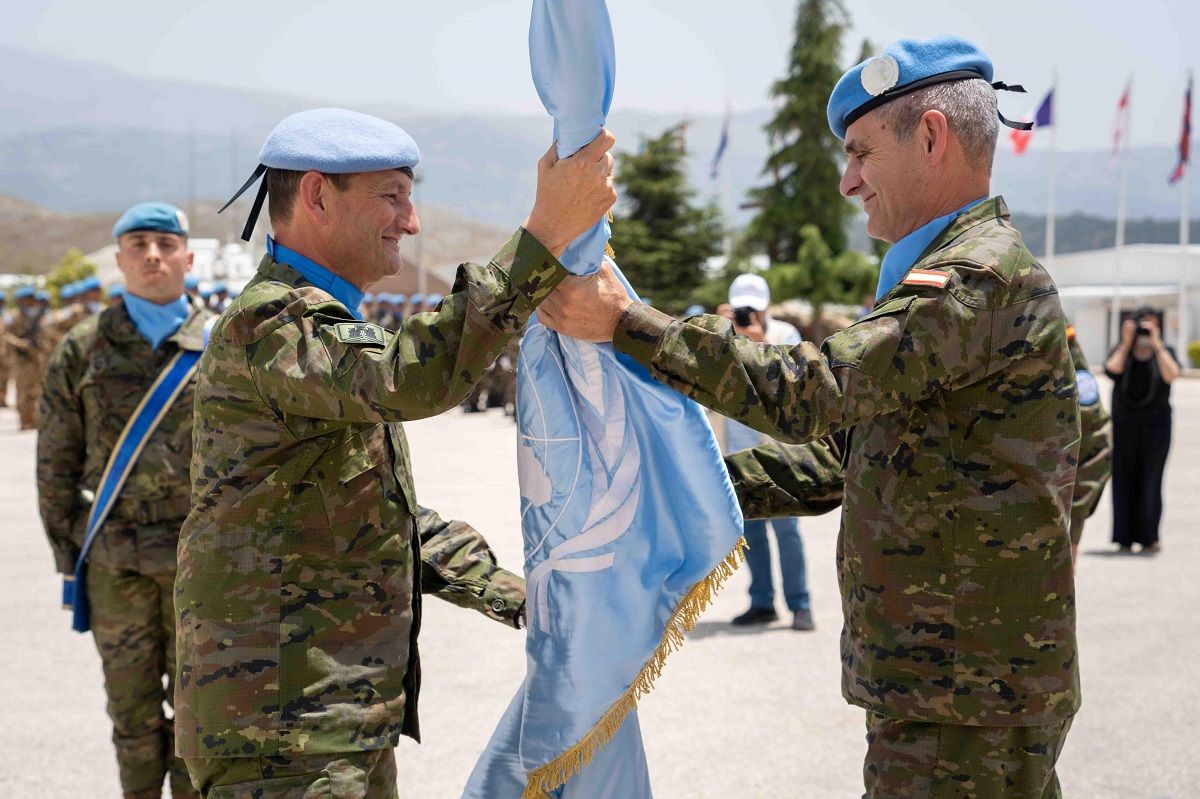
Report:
323,170,420,286
841,110,938,244
114,231,193,303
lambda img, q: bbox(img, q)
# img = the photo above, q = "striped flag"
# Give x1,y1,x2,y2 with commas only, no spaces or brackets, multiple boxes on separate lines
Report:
1169,73,1192,185
710,105,731,180
1010,89,1054,155
1112,78,1132,158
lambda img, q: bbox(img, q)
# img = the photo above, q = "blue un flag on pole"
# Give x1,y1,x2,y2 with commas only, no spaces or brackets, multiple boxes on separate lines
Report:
462,1,745,797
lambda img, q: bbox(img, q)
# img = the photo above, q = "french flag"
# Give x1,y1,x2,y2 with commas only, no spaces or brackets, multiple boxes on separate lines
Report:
1010,89,1054,155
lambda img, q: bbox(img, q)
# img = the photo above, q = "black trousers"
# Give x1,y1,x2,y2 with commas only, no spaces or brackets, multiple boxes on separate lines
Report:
1111,416,1172,547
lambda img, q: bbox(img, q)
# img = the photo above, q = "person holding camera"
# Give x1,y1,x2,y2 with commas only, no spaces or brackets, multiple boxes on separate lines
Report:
716,274,814,630
1103,308,1180,553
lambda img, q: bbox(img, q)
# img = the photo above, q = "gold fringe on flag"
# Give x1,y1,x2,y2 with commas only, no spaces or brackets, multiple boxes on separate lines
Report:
520,536,748,799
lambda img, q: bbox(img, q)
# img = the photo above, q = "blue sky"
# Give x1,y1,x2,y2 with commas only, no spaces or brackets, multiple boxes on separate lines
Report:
3,1,1197,151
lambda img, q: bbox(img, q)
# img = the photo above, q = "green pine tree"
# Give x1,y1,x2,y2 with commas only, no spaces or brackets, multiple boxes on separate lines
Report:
765,224,876,315
746,0,854,263
609,125,723,313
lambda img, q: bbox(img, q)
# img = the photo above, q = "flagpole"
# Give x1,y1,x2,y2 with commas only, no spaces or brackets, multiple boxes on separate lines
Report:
1045,70,1058,270
1111,77,1131,350
1180,134,1191,358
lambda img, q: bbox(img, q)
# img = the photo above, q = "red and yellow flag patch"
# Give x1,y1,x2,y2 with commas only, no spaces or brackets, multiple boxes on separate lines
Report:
901,269,950,289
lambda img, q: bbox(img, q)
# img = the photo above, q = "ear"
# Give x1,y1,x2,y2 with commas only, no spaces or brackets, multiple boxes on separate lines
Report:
298,171,331,225
920,109,950,166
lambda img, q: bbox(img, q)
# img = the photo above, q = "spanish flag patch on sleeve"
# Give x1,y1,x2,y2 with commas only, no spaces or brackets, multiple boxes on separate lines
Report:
901,269,950,289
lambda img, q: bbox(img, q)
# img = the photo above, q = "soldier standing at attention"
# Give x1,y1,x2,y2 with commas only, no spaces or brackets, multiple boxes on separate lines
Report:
540,37,1081,798
0,290,10,407
175,108,616,798
37,202,211,799
6,285,49,430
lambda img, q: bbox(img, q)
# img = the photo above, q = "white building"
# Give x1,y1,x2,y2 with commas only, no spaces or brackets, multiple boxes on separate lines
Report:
1046,244,1200,367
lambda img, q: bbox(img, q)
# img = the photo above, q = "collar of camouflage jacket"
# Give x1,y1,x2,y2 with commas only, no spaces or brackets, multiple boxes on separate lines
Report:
919,195,1010,262
103,295,212,352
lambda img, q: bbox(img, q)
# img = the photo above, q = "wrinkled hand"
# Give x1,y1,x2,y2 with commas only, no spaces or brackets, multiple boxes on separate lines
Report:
524,130,618,258
538,260,633,342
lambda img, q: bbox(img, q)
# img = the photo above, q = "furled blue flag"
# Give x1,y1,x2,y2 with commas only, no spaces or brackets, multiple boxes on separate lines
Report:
462,2,744,797
710,105,731,180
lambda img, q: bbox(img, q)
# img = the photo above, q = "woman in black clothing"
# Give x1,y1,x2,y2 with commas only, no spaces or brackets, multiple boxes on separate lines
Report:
1103,309,1181,553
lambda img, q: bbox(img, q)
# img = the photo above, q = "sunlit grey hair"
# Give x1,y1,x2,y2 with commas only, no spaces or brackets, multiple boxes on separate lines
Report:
875,78,999,172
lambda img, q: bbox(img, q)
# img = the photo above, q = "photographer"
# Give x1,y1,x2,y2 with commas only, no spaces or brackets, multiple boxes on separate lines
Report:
714,275,815,630
1104,307,1180,553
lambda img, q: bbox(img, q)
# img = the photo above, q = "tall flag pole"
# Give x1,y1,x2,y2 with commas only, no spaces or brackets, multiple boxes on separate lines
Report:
711,99,735,255
1110,76,1133,350
1171,71,1193,356
1044,72,1058,270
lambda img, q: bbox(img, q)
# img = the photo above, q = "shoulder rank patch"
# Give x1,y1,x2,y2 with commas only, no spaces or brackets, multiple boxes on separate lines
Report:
902,269,950,289
334,322,387,346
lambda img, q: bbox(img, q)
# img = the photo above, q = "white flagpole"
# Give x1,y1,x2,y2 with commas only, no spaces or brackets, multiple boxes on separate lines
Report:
1180,129,1191,358
722,101,735,258
1045,71,1058,270
1111,78,1131,350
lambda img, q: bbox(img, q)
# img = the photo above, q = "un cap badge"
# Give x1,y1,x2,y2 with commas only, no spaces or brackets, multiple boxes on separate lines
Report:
335,322,387,346
861,55,900,97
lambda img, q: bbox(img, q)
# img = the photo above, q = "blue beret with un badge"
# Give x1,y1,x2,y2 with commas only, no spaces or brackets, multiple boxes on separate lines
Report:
113,201,190,239
221,107,421,242
826,35,1032,140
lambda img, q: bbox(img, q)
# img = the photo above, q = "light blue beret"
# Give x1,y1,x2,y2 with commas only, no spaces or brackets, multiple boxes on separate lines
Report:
109,284,125,299
212,282,228,293
82,276,102,292
394,293,408,304
221,107,421,241
0,291,6,301
363,292,376,303
684,304,705,317
113,201,190,239
827,35,1029,140
184,275,200,289
15,286,35,300
199,287,214,299
409,293,425,305
60,283,78,300
426,293,443,306
35,290,50,302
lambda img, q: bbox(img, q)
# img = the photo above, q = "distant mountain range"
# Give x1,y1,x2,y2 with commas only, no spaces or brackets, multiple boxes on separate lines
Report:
2,44,1197,256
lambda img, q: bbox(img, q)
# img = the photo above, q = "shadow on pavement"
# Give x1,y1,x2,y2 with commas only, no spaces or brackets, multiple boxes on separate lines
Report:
687,619,801,640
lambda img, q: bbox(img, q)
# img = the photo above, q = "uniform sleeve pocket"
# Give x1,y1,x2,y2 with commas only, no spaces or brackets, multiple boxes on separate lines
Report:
825,295,914,378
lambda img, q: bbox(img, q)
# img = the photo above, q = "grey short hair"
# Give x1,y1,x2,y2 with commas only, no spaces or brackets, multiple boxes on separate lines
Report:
875,78,999,171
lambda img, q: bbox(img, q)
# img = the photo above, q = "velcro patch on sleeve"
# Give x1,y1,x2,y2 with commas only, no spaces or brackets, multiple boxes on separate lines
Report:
334,322,387,346
901,269,950,289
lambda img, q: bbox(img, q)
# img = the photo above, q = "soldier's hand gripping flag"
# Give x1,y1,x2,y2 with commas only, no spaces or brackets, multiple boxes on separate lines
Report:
462,1,744,797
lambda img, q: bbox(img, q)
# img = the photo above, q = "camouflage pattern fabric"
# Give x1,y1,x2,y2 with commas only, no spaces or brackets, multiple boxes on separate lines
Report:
176,229,562,763
615,198,1081,728
186,749,397,799
864,711,1071,799
6,307,51,429
37,299,212,798
0,311,11,407
1066,329,1113,546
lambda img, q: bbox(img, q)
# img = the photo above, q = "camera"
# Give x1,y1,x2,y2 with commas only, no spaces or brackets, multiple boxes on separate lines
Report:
733,306,757,328
1120,307,1164,339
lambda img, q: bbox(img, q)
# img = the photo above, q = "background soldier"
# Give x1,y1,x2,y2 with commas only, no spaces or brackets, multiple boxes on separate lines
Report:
38,202,211,799
6,285,49,430
0,290,10,407
175,108,616,798
541,37,1081,799
1067,323,1113,561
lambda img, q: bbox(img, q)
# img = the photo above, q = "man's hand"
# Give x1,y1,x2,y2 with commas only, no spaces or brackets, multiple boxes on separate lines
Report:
1120,319,1137,348
539,260,633,342
1144,316,1164,348
524,130,618,258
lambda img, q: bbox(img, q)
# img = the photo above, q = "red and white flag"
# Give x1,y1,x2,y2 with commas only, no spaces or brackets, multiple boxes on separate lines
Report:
1112,78,1132,158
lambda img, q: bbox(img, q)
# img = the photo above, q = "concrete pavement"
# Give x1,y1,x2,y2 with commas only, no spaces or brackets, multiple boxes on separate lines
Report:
1,377,1196,797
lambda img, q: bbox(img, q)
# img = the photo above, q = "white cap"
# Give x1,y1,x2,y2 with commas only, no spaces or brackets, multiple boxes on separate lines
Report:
729,273,770,311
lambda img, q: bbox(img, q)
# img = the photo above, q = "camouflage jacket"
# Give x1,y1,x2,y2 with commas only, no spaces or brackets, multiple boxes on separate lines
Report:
1067,329,1113,545
175,230,563,758
5,307,51,364
37,298,214,574
618,198,1081,727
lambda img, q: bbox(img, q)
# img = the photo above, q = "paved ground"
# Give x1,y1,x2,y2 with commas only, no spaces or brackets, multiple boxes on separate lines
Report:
1,377,1197,798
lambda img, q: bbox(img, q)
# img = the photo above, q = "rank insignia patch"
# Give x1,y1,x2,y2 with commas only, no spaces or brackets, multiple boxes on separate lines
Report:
901,269,950,289
335,322,387,346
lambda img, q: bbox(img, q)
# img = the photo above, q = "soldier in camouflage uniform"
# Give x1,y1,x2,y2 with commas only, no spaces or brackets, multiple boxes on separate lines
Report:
175,108,616,798
6,286,50,429
38,202,210,799
1065,324,1113,560
0,291,10,407
541,38,1079,799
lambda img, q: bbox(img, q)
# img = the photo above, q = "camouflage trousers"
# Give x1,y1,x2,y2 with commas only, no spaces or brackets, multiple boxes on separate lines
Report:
14,358,42,429
88,562,197,799
184,750,399,798
863,712,1073,799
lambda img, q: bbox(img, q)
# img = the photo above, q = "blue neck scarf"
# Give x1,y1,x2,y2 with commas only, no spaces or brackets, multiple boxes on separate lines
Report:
123,292,190,349
266,237,363,320
876,198,986,301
